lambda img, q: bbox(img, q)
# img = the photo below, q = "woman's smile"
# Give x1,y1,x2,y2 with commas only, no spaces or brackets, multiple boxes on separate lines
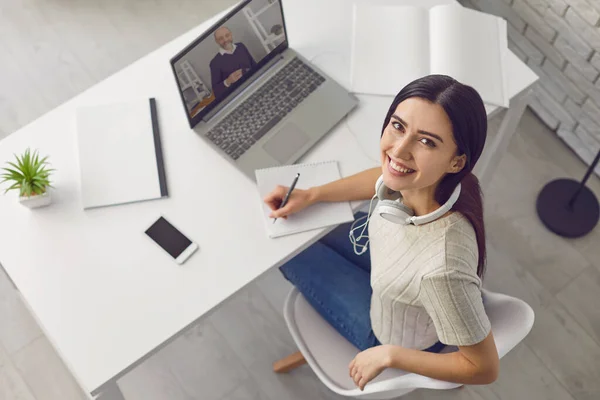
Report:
386,156,416,177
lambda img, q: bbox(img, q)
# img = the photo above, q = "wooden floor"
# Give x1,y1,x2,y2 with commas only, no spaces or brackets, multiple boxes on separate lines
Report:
1,1,600,399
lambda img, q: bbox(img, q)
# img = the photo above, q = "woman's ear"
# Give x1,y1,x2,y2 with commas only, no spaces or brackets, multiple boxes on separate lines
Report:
450,154,467,173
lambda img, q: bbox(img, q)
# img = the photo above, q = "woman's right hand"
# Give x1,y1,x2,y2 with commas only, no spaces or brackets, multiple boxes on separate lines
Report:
263,185,317,220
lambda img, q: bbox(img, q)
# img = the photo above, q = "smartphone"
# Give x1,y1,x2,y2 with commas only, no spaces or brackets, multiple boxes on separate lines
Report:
145,216,198,264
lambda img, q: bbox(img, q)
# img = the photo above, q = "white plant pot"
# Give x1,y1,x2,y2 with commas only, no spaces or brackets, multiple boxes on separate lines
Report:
19,190,51,209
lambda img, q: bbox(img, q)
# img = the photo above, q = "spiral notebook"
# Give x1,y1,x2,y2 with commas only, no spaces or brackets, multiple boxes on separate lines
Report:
255,160,354,238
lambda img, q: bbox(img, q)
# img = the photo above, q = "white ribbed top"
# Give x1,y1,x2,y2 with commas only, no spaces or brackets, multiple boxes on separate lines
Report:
368,210,491,349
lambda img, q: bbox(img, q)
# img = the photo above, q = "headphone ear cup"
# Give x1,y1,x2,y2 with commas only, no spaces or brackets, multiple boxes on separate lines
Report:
375,175,401,201
376,200,414,225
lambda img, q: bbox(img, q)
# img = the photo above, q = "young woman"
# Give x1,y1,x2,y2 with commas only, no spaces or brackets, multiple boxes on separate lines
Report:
264,75,499,390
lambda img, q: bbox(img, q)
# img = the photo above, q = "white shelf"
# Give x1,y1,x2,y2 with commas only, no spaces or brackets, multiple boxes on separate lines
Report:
254,0,279,18
243,2,284,53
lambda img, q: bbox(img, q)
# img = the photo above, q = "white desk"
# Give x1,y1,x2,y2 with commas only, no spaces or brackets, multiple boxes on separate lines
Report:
0,0,537,398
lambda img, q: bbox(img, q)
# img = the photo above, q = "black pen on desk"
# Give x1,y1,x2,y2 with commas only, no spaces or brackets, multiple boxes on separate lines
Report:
273,172,300,224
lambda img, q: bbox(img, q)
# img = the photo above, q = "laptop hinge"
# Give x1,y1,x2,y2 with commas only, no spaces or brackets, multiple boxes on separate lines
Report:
202,54,285,122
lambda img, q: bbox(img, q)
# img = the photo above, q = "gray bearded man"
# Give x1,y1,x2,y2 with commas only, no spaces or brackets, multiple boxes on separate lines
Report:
209,26,257,98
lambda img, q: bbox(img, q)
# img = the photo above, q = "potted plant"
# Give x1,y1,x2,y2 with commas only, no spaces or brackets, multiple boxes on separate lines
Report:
1,148,55,209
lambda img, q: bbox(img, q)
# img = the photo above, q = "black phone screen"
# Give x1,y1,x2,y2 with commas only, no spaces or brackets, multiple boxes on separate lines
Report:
145,217,192,258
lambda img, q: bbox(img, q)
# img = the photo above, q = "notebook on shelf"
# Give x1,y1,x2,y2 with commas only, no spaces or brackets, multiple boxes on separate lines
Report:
350,3,509,107
75,98,168,210
255,160,354,238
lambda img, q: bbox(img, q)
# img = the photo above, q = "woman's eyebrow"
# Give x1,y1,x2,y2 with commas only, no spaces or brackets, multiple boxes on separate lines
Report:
391,114,444,143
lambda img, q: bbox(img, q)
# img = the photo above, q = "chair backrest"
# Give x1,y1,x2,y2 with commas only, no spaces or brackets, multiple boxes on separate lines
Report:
480,288,535,359
284,287,535,399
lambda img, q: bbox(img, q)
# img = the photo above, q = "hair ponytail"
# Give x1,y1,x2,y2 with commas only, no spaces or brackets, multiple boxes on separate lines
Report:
436,171,486,279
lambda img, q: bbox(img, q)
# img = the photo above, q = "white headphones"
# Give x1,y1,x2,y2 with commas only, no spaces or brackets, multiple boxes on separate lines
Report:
349,175,462,255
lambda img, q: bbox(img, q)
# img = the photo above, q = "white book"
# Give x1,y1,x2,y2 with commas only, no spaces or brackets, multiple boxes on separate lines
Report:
75,98,168,210
350,3,509,107
255,160,354,238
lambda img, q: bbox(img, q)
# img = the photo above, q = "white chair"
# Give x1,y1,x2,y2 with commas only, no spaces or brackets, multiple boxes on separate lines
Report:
273,288,535,399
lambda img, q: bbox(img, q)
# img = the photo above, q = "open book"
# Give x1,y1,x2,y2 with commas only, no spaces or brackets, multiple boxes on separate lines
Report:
350,3,509,107
255,160,354,238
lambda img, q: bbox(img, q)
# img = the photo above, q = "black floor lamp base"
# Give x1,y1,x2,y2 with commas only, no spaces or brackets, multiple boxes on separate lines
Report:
536,178,599,238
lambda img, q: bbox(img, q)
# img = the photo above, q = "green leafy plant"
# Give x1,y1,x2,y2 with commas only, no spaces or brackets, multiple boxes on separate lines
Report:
1,148,54,197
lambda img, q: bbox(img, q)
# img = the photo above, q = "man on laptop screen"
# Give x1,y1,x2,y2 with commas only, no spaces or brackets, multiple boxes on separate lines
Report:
171,0,287,119
210,26,257,99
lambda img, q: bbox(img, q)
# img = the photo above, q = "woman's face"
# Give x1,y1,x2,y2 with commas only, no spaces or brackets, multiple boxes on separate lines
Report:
380,97,465,193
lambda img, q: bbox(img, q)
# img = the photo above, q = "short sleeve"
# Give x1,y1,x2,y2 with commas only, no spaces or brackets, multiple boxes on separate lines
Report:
419,269,491,346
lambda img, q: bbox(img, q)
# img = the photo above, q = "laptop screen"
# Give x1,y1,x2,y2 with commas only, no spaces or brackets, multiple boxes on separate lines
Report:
171,0,288,128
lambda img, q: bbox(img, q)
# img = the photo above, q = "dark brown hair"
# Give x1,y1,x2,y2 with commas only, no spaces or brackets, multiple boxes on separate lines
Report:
381,75,488,279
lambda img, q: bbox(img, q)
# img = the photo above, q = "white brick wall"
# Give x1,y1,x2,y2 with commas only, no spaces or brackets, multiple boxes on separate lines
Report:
458,0,600,176
513,0,557,40
547,0,569,15
564,63,600,105
535,85,577,129
530,95,560,129
563,0,600,24
557,128,600,175
545,10,593,58
526,60,569,101
508,24,545,65
591,52,600,70
542,59,587,103
471,0,527,32
525,27,566,67
564,7,600,49
575,125,600,156
526,0,568,17
508,38,530,61
554,36,600,81
583,98,600,126
564,98,600,133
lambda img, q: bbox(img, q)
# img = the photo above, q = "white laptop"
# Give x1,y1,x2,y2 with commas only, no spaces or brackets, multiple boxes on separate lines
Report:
170,0,358,181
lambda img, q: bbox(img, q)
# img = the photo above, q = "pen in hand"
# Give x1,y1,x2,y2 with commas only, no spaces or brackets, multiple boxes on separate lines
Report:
273,173,300,224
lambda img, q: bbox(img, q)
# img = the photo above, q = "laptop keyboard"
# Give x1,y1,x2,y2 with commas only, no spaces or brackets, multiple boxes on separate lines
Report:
205,57,326,160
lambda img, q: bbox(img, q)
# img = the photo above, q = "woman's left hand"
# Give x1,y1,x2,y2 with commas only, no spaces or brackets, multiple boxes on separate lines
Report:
348,345,392,391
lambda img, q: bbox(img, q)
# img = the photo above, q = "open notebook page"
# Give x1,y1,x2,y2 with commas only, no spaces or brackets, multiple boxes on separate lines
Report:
429,4,509,107
255,161,354,238
351,4,430,96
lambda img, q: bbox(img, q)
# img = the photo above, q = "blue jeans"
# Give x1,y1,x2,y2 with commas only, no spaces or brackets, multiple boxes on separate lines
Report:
279,212,446,353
